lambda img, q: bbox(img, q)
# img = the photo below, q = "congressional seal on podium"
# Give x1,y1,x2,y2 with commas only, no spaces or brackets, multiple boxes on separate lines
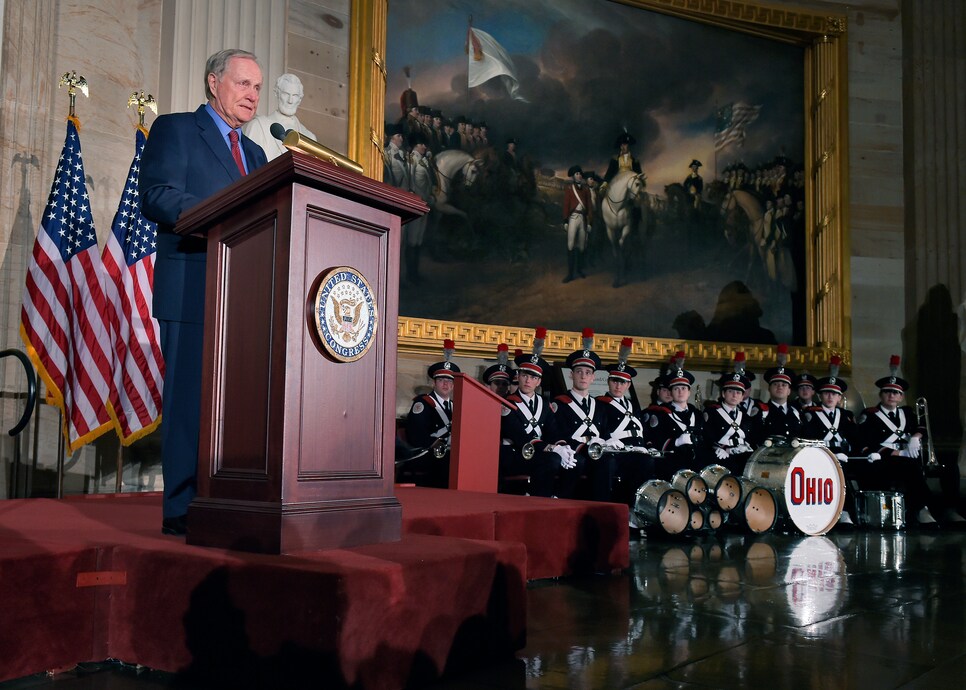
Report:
313,266,378,362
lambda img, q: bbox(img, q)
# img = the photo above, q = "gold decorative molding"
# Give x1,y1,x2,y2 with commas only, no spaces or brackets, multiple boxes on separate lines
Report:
398,318,849,371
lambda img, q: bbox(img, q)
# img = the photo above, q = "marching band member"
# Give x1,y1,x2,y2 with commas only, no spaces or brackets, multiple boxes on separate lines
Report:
552,329,607,499
647,352,704,478
482,343,512,398
799,356,861,525
500,329,562,497
856,356,938,526
702,353,757,474
404,339,459,488
791,371,819,412
760,344,802,443
597,337,653,506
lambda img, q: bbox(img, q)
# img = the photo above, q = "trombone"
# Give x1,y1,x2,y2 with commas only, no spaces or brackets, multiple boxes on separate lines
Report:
915,397,941,471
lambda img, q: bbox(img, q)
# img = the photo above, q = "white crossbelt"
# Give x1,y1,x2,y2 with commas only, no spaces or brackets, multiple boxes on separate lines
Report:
814,408,844,445
609,398,643,439
715,406,745,447
567,397,600,442
874,407,910,449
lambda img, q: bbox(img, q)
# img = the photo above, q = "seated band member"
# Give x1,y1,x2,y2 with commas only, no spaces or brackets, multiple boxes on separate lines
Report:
856,356,939,525
702,365,756,475
552,329,605,499
482,343,512,398
404,339,459,488
647,352,703,478
791,371,819,412
597,337,653,506
799,356,862,525
760,344,802,443
499,329,563,497
735,353,767,445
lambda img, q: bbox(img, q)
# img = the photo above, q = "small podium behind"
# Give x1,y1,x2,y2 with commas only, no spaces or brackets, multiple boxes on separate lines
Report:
175,151,426,554
449,374,513,492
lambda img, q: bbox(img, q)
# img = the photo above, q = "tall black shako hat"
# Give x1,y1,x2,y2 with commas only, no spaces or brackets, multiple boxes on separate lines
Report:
717,351,751,392
614,129,636,147
428,339,460,379
874,354,909,393
666,350,695,388
764,343,796,385
565,328,601,371
483,343,511,384
515,328,552,379
816,355,847,394
606,337,637,382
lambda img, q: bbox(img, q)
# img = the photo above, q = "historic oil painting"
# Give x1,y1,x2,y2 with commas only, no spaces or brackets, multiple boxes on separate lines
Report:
384,0,806,345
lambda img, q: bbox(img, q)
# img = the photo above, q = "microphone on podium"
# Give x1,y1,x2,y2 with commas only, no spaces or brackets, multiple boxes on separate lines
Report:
268,122,364,174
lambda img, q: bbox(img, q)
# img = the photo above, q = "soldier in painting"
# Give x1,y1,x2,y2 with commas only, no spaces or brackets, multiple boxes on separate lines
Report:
562,165,594,284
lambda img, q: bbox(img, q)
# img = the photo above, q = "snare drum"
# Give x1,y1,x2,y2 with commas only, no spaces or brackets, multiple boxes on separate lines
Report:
734,477,779,534
633,480,690,535
698,464,743,511
855,491,905,530
671,469,708,506
743,443,844,535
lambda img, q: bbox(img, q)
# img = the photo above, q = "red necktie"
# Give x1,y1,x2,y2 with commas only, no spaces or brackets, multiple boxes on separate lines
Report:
228,130,246,176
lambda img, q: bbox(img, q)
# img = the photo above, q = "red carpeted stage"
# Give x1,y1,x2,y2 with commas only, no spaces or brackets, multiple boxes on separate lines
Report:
0,488,627,688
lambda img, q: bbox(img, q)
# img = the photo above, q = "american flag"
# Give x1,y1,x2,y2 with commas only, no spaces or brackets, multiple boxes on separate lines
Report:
714,102,762,151
101,128,164,443
20,121,115,452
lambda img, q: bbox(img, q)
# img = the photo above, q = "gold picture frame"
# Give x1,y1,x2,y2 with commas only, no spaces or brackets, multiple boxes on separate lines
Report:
348,0,850,372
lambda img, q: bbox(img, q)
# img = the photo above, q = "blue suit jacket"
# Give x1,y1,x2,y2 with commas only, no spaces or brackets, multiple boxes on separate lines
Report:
139,105,268,324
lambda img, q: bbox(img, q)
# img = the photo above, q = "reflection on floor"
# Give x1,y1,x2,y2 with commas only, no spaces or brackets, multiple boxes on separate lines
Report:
5,528,966,689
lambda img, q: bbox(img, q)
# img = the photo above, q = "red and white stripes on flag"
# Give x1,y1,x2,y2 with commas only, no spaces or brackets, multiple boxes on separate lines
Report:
714,102,762,151
101,128,164,444
20,120,116,453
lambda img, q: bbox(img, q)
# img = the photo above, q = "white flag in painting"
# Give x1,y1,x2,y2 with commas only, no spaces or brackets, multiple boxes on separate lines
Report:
467,27,528,102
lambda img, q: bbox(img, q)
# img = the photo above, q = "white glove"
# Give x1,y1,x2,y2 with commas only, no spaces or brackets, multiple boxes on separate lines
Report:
867,452,881,462
896,449,911,458
907,436,921,458
552,445,578,469
603,437,625,449
835,453,848,463
715,447,729,461
674,433,692,447
734,443,753,454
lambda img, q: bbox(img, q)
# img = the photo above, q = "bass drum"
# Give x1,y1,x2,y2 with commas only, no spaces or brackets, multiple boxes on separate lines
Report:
743,443,845,536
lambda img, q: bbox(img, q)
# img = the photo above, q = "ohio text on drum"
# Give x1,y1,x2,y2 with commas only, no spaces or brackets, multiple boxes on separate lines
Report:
743,443,845,535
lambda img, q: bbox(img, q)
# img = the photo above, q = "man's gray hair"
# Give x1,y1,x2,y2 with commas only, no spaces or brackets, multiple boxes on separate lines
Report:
204,49,258,100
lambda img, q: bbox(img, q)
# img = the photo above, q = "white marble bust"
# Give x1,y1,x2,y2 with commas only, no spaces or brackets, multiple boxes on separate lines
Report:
243,73,317,160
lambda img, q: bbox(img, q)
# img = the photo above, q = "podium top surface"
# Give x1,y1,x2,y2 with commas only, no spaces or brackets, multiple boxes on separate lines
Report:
174,150,428,236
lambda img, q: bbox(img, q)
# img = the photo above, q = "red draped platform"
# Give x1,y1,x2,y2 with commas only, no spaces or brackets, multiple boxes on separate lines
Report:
0,489,627,687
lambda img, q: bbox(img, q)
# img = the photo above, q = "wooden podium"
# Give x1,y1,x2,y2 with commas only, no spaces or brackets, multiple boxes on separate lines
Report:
175,151,426,554
449,374,513,492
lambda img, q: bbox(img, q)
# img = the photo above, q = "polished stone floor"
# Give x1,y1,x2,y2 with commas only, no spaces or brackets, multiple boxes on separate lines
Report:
4,527,966,689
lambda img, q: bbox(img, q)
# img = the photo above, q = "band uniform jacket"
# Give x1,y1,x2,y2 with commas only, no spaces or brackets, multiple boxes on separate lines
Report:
405,393,452,449
596,395,647,446
702,401,757,453
563,184,594,225
648,403,703,452
799,406,859,454
760,401,802,443
856,404,924,457
501,393,559,457
552,392,607,452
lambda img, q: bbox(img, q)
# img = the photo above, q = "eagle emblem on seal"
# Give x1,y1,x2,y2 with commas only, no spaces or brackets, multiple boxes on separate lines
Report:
328,295,365,342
